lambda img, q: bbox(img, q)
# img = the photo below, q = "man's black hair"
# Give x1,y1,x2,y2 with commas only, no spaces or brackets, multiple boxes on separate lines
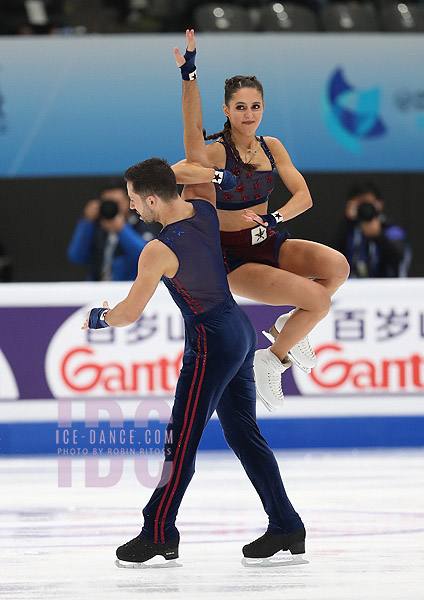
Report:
125,158,178,203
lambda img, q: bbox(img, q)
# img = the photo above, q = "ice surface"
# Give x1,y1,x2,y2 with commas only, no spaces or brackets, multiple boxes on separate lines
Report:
1,449,423,599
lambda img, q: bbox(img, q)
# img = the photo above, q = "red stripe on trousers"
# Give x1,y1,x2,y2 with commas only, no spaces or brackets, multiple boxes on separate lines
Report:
153,324,205,544
159,323,207,543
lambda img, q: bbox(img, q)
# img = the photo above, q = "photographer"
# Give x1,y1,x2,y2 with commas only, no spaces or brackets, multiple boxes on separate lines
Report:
335,182,411,278
67,183,158,281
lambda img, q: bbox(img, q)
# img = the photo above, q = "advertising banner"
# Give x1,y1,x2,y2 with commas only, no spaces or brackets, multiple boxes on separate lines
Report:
1,34,424,176
1,280,423,401
292,281,424,396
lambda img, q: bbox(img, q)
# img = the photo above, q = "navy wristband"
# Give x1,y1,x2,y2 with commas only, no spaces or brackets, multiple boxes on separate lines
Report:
259,211,284,229
180,48,197,81
212,169,237,191
88,308,110,329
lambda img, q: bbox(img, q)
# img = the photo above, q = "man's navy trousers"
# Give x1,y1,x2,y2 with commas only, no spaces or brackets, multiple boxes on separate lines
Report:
141,296,304,544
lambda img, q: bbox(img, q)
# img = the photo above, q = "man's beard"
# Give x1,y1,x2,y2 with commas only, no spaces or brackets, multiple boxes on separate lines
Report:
141,211,156,225
140,201,156,224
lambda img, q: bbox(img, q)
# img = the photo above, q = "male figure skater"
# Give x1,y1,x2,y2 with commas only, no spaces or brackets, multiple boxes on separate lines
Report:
83,30,305,566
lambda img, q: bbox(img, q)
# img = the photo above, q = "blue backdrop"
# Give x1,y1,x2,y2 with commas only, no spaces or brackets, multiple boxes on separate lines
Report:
1,33,423,176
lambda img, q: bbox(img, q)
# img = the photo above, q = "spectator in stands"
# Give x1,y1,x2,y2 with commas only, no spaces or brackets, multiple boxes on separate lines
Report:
334,181,412,277
67,182,159,281
0,0,66,35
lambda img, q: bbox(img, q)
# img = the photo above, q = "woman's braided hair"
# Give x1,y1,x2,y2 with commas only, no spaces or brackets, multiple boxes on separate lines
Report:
203,75,264,173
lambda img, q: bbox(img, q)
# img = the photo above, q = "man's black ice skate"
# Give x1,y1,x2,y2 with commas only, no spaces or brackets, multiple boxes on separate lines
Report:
242,527,306,567
115,533,180,568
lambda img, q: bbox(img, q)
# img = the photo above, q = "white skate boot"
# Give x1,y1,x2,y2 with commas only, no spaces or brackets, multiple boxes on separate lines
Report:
262,309,317,374
253,348,292,412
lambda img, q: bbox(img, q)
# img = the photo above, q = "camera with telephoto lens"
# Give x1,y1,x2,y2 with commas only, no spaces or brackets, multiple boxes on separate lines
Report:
357,201,377,223
99,199,119,220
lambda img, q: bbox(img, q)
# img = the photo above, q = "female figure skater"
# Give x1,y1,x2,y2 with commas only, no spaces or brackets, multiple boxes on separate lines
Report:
174,68,349,412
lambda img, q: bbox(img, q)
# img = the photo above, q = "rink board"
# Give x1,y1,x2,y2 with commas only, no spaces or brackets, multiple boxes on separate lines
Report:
0,281,423,454
1,413,424,455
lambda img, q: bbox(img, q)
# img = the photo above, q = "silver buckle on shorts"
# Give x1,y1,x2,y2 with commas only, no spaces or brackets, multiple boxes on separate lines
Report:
250,225,268,246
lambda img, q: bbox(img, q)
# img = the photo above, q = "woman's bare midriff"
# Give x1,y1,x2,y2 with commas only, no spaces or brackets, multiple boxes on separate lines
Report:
218,201,268,232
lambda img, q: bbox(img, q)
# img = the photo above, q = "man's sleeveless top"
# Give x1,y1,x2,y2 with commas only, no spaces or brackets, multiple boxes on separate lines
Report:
157,200,231,318
214,136,276,211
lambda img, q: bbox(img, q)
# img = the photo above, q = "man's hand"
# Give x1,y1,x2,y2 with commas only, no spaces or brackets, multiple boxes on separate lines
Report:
84,199,100,222
345,199,359,221
174,29,195,68
82,300,110,330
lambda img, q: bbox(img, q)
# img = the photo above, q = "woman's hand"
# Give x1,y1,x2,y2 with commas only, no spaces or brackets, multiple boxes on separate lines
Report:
174,29,195,68
243,209,267,227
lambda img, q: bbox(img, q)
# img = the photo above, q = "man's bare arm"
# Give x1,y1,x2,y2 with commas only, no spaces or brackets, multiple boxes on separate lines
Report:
172,159,215,184
82,241,177,329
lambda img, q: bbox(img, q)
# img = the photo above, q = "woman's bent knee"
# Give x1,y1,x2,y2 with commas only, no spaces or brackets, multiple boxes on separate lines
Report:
315,286,331,317
332,251,350,282
299,284,331,316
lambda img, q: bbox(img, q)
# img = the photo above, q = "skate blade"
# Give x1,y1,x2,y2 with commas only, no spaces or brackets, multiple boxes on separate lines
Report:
255,388,281,413
287,351,312,374
262,330,313,374
242,554,308,568
115,557,182,569
262,330,275,344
